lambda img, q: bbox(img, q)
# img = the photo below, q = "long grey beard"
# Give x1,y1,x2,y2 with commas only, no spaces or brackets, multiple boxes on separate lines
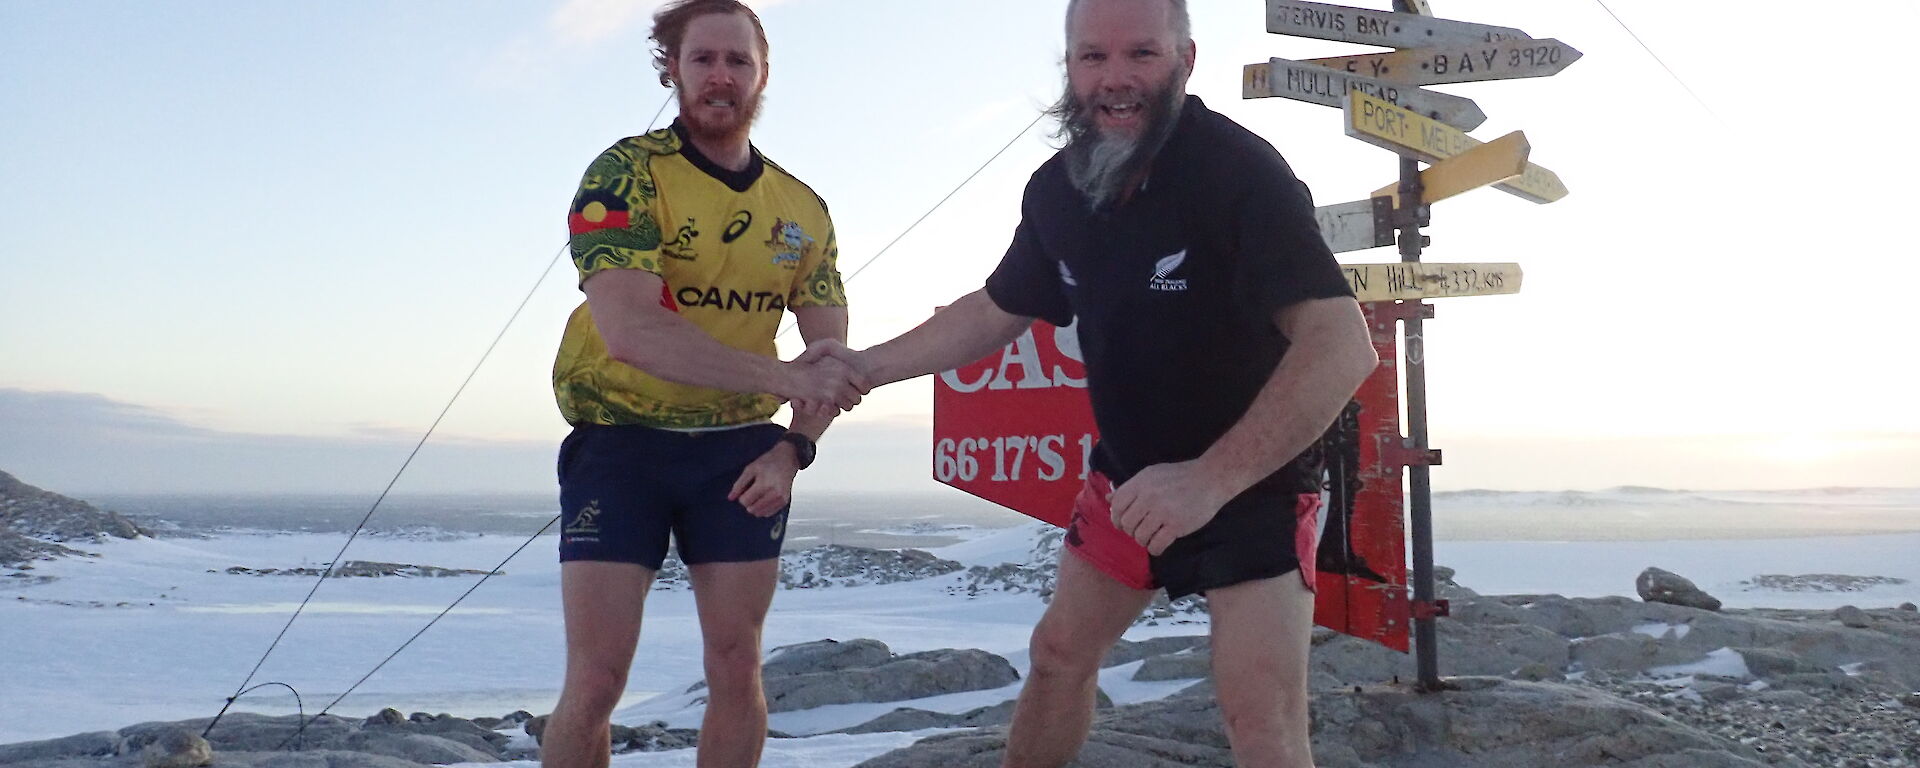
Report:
1057,82,1185,211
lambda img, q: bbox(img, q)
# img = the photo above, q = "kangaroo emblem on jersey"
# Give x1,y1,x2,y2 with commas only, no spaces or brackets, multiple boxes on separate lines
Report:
765,219,814,269
663,218,701,262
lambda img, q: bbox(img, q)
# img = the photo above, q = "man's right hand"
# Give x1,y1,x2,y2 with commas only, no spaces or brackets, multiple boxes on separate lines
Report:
795,339,872,377
781,353,869,417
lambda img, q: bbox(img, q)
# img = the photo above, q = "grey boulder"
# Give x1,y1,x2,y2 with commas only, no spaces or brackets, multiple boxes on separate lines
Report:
1637,567,1723,611
140,730,212,768
764,648,1020,713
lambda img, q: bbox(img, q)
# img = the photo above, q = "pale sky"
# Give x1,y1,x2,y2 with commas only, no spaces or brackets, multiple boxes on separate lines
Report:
3,0,1917,494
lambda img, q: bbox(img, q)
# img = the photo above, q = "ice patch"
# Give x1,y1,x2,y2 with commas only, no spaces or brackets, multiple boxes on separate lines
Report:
469,730,932,768
1631,622,1691,640
1650,647,1751,680
178,602,512,615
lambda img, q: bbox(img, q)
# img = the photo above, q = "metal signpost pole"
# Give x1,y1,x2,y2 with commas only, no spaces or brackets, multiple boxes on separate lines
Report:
1391,0,1445,693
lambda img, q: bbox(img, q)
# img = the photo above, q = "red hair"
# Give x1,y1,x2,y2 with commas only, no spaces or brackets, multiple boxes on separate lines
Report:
650,0,769,87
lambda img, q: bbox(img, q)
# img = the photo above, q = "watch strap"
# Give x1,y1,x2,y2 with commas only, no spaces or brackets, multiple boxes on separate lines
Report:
779,432,817,470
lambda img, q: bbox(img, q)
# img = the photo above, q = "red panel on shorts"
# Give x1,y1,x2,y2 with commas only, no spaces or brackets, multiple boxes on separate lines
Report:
1063,472,1156,591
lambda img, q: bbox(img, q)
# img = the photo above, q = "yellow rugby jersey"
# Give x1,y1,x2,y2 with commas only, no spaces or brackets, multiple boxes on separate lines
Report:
553,121,847,429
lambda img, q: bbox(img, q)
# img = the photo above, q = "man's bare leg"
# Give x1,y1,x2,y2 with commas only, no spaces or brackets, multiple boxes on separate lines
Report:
687,558,780,768
543,561,656,768
1002,551,1155,768
1208,573,1317,768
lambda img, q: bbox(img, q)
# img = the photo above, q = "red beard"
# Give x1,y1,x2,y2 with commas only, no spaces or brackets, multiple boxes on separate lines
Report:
677,87,762,145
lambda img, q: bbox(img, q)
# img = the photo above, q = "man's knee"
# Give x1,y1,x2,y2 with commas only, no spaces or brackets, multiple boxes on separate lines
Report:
702,632,763,697
1027,620,1105,682
1221,675,1313,733
562,663,629,715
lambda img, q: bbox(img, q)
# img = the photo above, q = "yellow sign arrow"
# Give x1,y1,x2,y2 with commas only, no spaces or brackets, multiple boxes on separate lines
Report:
1373,131,1529,206
1344,91,1569,204
1344,262,1523,302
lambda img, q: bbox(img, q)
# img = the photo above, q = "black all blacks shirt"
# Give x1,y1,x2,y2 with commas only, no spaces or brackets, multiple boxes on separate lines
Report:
985,95,1354,496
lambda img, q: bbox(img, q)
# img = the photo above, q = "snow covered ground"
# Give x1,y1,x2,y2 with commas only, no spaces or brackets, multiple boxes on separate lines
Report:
2,521,1917,765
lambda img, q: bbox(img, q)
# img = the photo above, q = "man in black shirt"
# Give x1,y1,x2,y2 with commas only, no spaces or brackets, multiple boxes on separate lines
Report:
806,0,1376,764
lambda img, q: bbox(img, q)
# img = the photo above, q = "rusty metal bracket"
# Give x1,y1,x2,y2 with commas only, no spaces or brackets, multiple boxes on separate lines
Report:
1368,195,1397,249
1412,599,1451,620
1381,439,1443,468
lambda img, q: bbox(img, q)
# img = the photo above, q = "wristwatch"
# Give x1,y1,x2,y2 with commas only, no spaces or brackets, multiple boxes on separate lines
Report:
779,432,817,470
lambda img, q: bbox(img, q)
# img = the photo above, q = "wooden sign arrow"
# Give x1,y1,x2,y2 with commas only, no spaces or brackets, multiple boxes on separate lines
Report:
1267,0,1530,48
1245,57,1488,131
1344,91,1569,204
1344,262,1523,302
1308,38,1583,86
1373,131,1529,206
1315,197,1396,254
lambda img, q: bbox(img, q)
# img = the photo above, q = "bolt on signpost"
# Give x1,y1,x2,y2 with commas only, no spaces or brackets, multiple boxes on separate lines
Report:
1254,0,1580,690
932,1,1578,694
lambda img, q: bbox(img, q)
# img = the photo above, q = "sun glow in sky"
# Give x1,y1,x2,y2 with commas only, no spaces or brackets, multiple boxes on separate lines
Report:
2,0,1916,493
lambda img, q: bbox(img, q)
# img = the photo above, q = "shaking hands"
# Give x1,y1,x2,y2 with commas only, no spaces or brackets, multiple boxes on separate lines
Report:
782,340,876,418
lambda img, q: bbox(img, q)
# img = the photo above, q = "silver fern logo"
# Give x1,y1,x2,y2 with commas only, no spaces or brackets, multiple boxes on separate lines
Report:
1149,250,1189,292
1058,261,1078,287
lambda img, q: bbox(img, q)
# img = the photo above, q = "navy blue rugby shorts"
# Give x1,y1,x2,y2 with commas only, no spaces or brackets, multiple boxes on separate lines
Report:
556,423,789,569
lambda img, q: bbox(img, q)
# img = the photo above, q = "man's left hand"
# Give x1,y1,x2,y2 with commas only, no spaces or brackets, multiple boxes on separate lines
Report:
1111,460,1233,556
729,442,801,517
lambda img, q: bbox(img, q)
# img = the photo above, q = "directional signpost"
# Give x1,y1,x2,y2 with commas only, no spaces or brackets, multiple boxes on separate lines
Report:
1375,131,1529,206
1314,197,1395,254
1266,0,1528,47
1344,262,1523,302
1245,57,1488,130
1308,38,1583,86
1247,0,1581,690
1346,91,1569,204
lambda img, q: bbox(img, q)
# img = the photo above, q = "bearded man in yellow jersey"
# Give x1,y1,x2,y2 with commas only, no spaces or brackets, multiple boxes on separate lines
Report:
543,2,867,766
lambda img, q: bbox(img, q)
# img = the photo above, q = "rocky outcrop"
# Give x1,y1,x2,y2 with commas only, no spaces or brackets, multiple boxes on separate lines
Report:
1834,604,1874,628
683,639,1023,712
0,732,123,764
778,546,963,589
0,471,146,541
762,647,1021,713
645,546,965,592
764,638,894,677
0,711,540,768
1742,573,1909,593
852,678,1778,768
686,638,892,693
1637,566,1723,611
835,690,1115,736
944,528,1064,599
0,529,82,569
0,471,146,569
219,562,495,579
939,528,1207,625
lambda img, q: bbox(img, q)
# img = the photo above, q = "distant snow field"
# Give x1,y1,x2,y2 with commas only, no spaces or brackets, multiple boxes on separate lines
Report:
1,514,1916,763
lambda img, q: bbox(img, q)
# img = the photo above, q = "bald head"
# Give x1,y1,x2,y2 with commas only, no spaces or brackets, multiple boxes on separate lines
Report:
1065,0,1191,48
